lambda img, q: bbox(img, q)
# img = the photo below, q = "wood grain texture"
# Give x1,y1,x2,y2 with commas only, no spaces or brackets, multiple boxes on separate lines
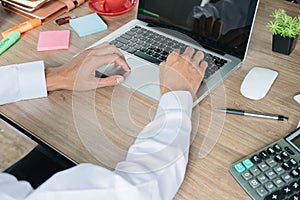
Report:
1,0,300,199
0,119,36,171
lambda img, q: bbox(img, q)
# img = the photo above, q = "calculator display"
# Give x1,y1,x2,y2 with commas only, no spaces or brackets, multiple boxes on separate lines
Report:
291,136,300,149
286,128,300,153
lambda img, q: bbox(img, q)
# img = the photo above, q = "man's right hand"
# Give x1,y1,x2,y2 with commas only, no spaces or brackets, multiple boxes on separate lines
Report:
159,47,208,99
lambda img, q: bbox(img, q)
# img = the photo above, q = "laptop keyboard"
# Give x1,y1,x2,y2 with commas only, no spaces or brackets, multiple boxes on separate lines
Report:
110,26,228,79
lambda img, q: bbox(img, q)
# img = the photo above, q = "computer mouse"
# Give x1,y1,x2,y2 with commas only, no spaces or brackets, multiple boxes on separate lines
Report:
294,94,300,104
240,67,278,100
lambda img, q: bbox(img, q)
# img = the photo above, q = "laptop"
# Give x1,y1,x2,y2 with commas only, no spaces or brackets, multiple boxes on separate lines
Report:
92,0,259,106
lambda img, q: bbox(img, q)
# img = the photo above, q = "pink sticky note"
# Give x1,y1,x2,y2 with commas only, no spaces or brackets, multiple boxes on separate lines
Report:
37,30,70,51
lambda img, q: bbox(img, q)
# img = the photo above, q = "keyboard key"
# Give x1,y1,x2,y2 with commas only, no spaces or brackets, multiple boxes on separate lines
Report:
134,51,162,64
116,37,130,44
121,34,132,40
126,47,137,54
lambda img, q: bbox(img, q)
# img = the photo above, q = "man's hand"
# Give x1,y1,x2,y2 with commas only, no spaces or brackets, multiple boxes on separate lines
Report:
45,42,130,91
159,47,208,99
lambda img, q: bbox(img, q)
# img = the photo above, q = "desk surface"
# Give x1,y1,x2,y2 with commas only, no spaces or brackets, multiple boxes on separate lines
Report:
1,0,300,199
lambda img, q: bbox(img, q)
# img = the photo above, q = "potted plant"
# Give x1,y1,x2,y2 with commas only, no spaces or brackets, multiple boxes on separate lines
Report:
267,9,300,55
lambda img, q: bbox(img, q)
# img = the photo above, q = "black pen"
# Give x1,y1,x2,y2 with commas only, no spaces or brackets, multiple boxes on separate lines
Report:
217,108,288,121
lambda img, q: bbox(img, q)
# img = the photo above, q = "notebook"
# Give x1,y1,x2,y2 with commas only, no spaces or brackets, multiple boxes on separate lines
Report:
91,0,260,106
0,0,48,12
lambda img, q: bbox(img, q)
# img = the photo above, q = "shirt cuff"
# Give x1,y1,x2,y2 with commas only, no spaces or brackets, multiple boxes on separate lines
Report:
157,91,193,118
17,60,47,101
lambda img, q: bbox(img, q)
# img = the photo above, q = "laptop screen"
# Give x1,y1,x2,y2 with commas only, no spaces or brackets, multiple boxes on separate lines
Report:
137,0,258,60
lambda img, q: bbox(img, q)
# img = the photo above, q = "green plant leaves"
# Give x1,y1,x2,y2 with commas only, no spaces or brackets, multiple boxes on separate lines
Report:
267,9,300,38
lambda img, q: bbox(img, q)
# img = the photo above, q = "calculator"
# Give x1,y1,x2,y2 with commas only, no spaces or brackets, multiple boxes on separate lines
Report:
229,127,300,200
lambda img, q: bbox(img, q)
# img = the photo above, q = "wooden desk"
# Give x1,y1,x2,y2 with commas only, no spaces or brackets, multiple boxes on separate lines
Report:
1,0,300,199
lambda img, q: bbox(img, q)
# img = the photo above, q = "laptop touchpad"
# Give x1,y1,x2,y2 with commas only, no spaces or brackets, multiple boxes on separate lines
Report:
122,57,161,101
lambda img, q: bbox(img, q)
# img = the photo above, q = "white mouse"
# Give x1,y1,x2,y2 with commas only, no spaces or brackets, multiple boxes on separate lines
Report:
240,67,278,100
294,94,300,104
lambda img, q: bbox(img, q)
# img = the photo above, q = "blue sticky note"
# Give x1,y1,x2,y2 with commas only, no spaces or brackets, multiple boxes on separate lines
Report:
70,13,107,37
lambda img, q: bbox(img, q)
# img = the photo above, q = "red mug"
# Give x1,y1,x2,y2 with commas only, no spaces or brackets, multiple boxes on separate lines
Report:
98,0,132,13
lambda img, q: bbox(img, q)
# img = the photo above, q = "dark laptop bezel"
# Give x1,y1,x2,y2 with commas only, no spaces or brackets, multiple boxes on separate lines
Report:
137,0,259,61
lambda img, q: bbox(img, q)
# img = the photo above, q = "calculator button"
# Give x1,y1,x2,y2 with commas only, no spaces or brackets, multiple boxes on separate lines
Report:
242,158,254,169
234,163,246,173
289,194,300,200
274,155,283,163
280,151,290,160
273,144,282,152
266,158,277,168
289,158,297,167
258,162,269,172
256,187,268,197
290,181,300,191
274,166,285,175
257,174,269,184
251,155,262,164
282,162,291,170
273,177,285,188
259,151,269,159
265,191,284,200
267,147,276,155
296,166,300,173
249,179,260,188
264,182,277,193
242,171,253,181
284,146,295,155
250,166,261,176
281,173,293,183
290,169,300,178
265,170,277,180
281,185,293,196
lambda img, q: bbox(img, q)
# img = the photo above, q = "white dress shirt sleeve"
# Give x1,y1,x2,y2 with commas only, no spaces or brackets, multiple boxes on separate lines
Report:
0,61,47,105
0,90,193,200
